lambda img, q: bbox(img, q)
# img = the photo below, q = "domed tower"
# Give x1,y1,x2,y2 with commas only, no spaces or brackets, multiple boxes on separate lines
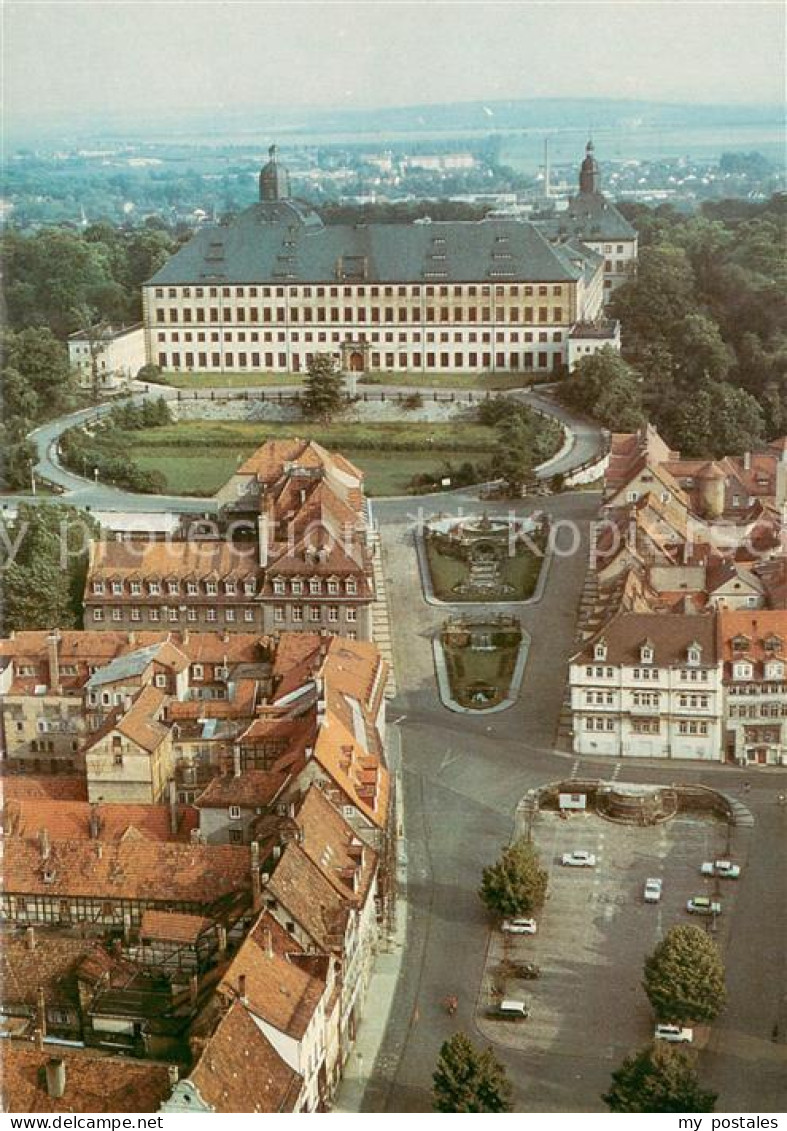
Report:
579,139,601,196
259,144,291,202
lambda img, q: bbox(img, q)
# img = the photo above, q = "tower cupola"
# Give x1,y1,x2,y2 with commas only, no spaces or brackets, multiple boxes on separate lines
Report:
579,139,601,196
259,144,291,202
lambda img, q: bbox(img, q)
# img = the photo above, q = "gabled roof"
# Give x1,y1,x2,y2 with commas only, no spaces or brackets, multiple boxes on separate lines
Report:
139,910,215,944
266,841,349,952
4,837,252,905
572,611,718,667
219,912,326,1040
2,799,196,843
295,785,378,907
194,769,289,810
85,641,188,689
84,684,169,755
187,999,303,1113
88,540,258,581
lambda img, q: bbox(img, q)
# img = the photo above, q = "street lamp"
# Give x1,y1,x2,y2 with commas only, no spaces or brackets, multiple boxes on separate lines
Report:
93,467,99,483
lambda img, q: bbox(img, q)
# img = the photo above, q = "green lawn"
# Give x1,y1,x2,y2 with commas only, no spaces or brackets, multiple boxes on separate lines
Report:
152,371,305,389
153,370,545,391
358,371,544,391
425,536,546,602
116,419,498,497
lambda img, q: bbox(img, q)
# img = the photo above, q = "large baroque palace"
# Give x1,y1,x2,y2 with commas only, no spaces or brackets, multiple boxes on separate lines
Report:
143,143,636,379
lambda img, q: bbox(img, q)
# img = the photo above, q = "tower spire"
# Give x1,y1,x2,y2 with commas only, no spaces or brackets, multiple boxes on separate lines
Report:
579,138,600,196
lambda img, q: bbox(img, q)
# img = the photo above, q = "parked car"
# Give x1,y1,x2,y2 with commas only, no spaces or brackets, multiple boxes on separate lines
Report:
489,999,529,1020
501,918,537,935
654,1024,694,1044
687,896,722,916
561,850,597,867
701,860,741,879
644,877,663,903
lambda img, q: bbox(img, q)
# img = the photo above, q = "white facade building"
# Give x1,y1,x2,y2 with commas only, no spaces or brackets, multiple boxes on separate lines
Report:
68,323,146,390
569,612,723,760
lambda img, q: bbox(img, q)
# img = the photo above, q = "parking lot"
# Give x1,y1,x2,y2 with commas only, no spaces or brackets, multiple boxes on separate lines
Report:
477,808,744,1062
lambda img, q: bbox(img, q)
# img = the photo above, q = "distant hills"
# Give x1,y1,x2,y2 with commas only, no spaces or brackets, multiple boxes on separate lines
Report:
10,96,784,147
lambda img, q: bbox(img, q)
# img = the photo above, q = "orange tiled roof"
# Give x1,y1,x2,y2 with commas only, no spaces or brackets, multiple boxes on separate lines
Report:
0,775,89,802
2,799,195,843
88,539,259,581
194,769,289,810
0,1044,174,1113
139,910,214,944
296,785,378,907
717,609,787,665
188,998,303,1113
219,912,326,1040
266,841,349,952
3,837,252,905
85,684,169,754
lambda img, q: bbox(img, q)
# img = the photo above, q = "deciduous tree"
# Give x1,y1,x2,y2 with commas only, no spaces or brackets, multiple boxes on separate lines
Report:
603,1043,716,1113
479,838,547,919
643,924,726,1024
432,1033,513,1113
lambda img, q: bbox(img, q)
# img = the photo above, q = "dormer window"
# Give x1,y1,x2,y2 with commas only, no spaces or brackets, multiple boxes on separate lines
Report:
243,580,256,595
640,642,654,664
687,643,702,666
764,635,782,653
594,641,607,662
167,581,179,596
346,579,357,595
273,579,286,595
731,634,750,652
111,581,123,595
148,581,161,596
206,581,218,596
225,580,236,595
765,661,784,680
93,581,104,595
292,580,303,595
733,662,753,680
309,579,321,594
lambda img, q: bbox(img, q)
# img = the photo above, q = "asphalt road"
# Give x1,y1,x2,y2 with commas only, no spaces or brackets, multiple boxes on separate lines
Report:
5,382,603,515
365,487,787,1114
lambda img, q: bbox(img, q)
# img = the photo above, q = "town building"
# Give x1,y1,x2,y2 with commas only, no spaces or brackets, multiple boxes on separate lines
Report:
569,612,723,760
68,323,146,391
719,610,787,766
83,438,376,640
142,143,631,380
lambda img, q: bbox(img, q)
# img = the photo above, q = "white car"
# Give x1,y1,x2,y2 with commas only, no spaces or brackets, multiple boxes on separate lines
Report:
654,1024,693,1044
501,918,537,935
561,851,597,867
644,878,663,903
701,860,741,879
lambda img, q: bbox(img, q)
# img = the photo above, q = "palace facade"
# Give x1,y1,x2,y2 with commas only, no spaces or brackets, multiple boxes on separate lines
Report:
143,143,634,379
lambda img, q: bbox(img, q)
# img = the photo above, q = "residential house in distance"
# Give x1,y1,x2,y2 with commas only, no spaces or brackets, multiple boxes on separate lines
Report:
68,323,146,391
83,438,376,640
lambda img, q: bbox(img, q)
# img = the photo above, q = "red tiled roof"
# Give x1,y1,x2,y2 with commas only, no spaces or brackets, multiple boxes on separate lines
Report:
2,799,195,843
4,837,252,905
0,775,88,802
188,999,303,1112
1,1044,174,1113
139,910,214,943
194,770,289,810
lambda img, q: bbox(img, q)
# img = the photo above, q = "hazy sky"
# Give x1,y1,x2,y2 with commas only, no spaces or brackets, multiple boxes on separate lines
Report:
4,0,785,127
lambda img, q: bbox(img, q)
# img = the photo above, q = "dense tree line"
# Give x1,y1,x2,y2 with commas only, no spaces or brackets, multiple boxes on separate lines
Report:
1,503,99,632
563,194,786,456
58,398,173,494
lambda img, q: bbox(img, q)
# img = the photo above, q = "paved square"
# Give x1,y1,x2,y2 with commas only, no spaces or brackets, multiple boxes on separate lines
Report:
479,809,740,1061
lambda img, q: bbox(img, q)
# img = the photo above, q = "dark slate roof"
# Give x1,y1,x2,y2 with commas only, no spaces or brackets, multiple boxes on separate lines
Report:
148,202,602,287
534,193,637,243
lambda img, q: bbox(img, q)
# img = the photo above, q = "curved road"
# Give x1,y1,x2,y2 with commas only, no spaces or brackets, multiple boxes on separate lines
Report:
5,382,604,515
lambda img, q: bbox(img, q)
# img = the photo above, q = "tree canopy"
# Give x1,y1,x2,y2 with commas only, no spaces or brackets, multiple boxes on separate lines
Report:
302,353,347,423
479,838,548,919
432,1033,513,1113
643,924,726,1024
603,1043,717,1113
1,503,99,633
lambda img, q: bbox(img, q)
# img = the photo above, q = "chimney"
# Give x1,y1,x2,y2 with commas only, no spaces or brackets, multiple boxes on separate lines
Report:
39,828,51,862
168,1065,179,1088
88,804,101,840
233,747,241,778
46,632,61,694
45,1058,66,1100
250,841,262,911
743,451,751,471
168,779,179,836
36,986,47,1041
263,928,274,959
25,926,36,951
238,973,247,1002
217,925,228,955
